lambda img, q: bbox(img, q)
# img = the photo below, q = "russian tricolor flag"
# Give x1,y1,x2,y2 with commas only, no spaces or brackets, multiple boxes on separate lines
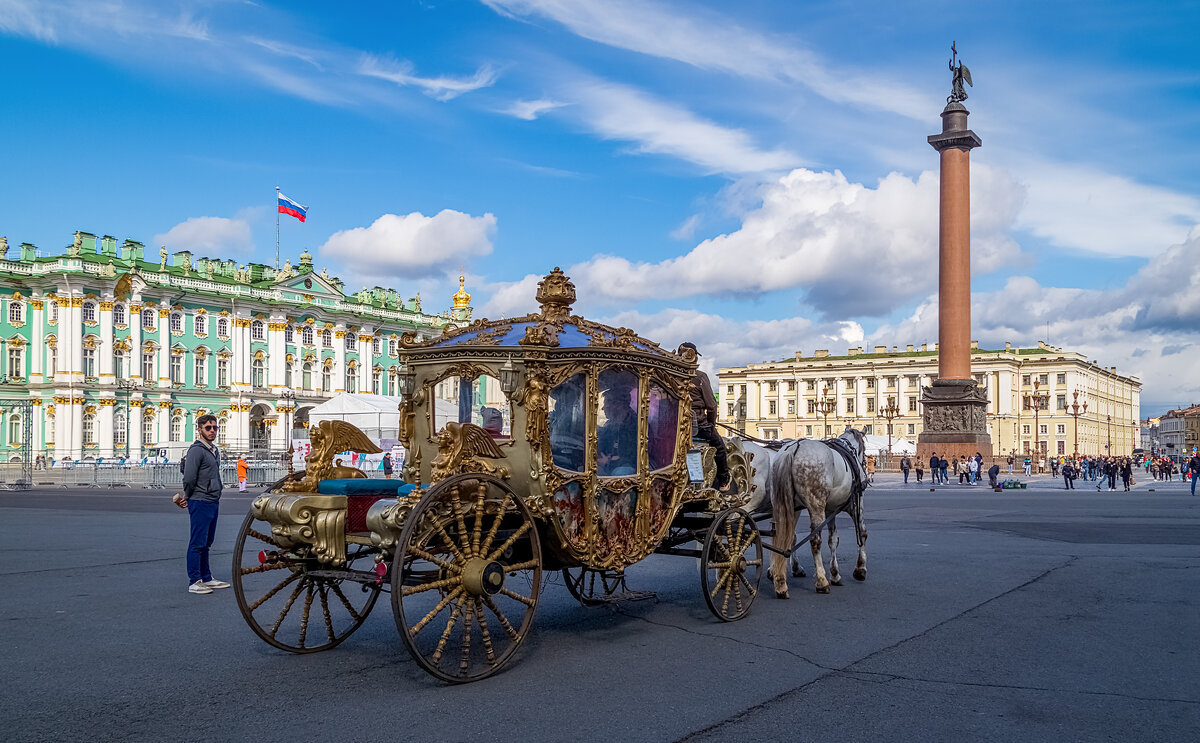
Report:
278,192,308,222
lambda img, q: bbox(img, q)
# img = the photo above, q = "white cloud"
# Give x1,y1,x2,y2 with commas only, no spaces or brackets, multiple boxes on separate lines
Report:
1013,158,1200,257
153,216,253,256
670,214,700,240
482,0,931,119
358,55,499,101
558,163,1023,317
573,80,801,175
319,210,497,282
501,98,567,120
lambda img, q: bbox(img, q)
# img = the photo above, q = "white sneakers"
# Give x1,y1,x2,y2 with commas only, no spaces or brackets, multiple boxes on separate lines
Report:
188,579,230,594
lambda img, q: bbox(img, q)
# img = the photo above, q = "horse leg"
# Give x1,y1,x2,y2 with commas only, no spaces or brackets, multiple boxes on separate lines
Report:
827,517,842,586
790,553,806,578
808,511,830,594
771,506,796,600
852,498,868,581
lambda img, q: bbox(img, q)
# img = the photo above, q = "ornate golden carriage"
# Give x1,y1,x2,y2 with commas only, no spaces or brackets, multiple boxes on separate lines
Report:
233,269,762,683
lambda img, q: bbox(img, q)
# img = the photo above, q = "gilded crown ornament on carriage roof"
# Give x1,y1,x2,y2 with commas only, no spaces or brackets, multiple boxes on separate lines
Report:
535,266,575,322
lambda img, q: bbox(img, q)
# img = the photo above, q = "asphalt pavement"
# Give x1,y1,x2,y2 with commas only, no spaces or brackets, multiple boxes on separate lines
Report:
2,472,1198,742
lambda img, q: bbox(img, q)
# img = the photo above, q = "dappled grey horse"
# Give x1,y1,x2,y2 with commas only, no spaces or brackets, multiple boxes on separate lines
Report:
769,429,868,598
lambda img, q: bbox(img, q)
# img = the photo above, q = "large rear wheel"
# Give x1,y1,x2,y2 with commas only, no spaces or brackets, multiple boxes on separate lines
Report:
700,508,762,622
233,512,380,653
391,475,542,683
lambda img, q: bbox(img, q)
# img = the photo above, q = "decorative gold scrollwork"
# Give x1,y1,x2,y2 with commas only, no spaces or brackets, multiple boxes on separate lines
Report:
430,421,511,483
251,493,347,565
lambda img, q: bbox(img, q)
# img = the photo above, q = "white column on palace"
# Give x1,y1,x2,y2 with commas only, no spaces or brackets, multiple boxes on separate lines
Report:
98,398,115,459
267,317,286,388
128,301,143,385
333,325,347,393
129,398,144,459
30,298,44,383
157,306,170,389
99,299,114,381
360,331,374,393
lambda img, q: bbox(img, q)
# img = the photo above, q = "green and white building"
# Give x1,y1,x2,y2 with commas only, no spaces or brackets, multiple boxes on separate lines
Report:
0,230,471,460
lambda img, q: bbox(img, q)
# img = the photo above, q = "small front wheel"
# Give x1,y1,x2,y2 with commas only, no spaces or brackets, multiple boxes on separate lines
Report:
700,508,762,621
392,475,542,683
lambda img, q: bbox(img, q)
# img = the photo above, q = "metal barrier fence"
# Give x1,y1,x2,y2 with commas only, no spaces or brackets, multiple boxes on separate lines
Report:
38,462,292,490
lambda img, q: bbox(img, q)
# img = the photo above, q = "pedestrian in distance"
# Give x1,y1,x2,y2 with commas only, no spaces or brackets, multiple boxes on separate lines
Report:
915,458,924,483
900,455,911,484
928,453,939,485
1063,461,1076,489
1007,454,1014,474
1120,457,1132,491
176,414,228,595
1189,452,1200,495
1023,457,1032,476
382,452,393,480
237,455,248,492
939,456,949,485
866,455,876,484
988,463,1000,488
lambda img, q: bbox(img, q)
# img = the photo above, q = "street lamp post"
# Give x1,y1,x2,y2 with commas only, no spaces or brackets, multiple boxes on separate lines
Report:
116,379,138,459
817,385,836,439
1068,390,1088,461
1025,378,1049,472
881,395,900,458
1107,414,1112,455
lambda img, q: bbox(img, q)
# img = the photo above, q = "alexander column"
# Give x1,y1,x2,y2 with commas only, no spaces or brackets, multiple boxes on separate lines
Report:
917,44,992,465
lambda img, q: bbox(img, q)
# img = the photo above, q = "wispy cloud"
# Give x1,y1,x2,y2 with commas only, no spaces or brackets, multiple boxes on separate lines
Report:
358,55,499,101
500,97,567,120
482,0,932,119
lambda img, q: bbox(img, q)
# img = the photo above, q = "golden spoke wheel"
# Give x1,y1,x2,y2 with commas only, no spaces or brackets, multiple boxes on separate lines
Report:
392,474,542,683
700,508,762,622
233,512,380,653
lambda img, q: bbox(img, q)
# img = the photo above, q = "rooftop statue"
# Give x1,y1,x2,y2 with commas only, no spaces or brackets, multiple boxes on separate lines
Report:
0,236,7,259
947,41,973,103
159,245,168,270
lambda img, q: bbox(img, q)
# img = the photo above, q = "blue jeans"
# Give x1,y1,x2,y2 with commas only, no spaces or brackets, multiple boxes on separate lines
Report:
1192,471,1198,495
187,500,220,584
903,469,909,483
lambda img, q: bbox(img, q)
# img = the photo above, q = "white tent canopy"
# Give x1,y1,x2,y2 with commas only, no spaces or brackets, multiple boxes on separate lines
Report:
862,434,916,456
307,393,405,441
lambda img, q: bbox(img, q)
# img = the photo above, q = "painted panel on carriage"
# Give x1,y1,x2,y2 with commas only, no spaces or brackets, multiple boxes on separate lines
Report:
596,487,637,561
552,479,586,547
548,373,586,473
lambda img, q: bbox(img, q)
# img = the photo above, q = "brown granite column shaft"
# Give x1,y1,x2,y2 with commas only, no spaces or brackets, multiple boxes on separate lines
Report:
937,146,972,380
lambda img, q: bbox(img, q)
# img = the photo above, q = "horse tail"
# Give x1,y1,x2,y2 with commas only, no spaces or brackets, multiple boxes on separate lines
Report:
770,445,797,596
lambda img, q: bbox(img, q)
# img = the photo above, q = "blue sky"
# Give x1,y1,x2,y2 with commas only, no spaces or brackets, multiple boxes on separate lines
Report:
2,0,1199,414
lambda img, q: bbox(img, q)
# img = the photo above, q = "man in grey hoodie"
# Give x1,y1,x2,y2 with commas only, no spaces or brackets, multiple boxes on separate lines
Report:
179,414,227,594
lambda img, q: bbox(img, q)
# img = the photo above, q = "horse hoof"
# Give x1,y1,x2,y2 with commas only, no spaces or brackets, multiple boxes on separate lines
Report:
830,578,842,586
853,568,867,581
775,591,789,600
791,567,806,578
815,585,830,594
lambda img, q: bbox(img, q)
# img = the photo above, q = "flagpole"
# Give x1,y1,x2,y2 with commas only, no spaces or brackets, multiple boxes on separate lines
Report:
275,186,281,270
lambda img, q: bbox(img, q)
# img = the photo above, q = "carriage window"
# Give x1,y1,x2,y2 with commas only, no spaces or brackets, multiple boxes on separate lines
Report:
548,373,586,472
432,374,509,436
647,382,678,471
597,369,638,477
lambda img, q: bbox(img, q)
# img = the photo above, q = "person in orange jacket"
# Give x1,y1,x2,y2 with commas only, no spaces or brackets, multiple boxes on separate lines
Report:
237,456,248,492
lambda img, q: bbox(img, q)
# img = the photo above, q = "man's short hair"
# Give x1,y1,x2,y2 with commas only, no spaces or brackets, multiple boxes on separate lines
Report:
196,414,218,428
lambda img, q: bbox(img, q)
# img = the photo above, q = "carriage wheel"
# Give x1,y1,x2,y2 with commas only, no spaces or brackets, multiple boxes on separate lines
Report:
392,474,542,683
562,567,628,606
233,512,380,653
700,508,762,622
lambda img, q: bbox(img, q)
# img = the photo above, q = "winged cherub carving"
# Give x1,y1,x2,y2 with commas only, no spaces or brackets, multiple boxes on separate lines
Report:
431,421,510,482
282,419,383,492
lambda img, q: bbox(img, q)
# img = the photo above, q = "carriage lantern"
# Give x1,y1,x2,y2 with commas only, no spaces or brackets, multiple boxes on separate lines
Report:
499,356,520,397
398,364,417,399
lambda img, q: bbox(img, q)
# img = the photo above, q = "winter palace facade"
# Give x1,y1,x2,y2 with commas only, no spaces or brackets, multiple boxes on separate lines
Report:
0,231,470,460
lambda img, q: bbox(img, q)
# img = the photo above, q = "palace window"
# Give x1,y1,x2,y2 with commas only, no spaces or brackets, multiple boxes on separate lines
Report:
170,415,184,442
251,320,265,341
845,398,854,414
727,385,734,396
217,357,229,388
45,414,55,444
251,358,265,388
48,345,56,375
866,398,875,413
194,355,206,387
142,352,155,381
302,362,312,390
1040,424,1048,435
1039,374,1049,385
787,380,796,392
373,337,382,356
1022,375,1030,386
8,301,23,324
194,314,207,336
82,347,96,378
372,368,381,395
886,376,896,389
907,424,916,435
807,400,817,414
1022,425,1030,435
170,354,183,384
866,378,875,389
217,416,228,447
113,303,126,326
345,334,357,351
908,396,918,412
767,381,777,392
285,325,294,343
82,413,96,446
169,313,183,334
321,329,332,348
1057,373,1066,385
142,309,156,331
217,317,230,338
114,412,127,446
143,414,155,447
787,400,795,415
113,351,124,379
49,302,58,324
322,363,332,392
727,403,735,417
285,361,293,388
388,339,397,357
345,365,357,393
7,347,22,378
82,301,97,323
806,380,815,391
768,400,777,415
301,326,314,345
1056,424,1066,435
805,425,813,437
8,413,20,443
1057,394,1067,410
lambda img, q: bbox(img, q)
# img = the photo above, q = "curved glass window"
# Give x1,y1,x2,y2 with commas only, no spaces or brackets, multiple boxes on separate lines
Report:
597,369,638,477
431,374,508,437
548,373,586,472
647,382,679,471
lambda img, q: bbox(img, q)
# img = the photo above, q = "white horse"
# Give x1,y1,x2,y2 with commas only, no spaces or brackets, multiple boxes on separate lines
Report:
738,440,807,579
769,429,869,598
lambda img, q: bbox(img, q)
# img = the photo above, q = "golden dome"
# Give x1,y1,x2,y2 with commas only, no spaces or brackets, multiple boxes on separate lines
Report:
452,273,471,308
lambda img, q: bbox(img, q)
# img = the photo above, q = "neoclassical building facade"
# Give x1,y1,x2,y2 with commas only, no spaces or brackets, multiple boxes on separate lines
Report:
0,231,470,460
718,342,1142,459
